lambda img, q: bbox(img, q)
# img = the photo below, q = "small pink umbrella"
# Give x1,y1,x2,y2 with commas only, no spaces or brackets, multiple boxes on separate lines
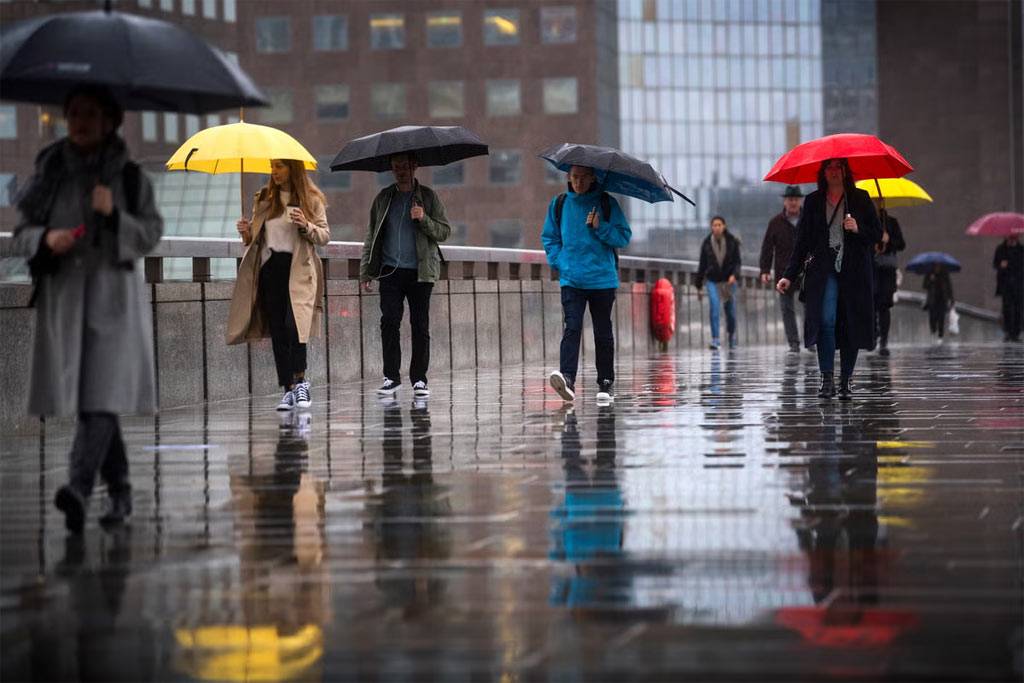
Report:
965,212,1024,237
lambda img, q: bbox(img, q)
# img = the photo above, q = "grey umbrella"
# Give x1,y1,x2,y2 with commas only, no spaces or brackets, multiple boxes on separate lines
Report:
330,125,488,172
539,142,694,205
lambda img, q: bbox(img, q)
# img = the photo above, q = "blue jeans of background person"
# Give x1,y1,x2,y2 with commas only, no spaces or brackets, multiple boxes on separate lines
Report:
818,273,859,377
559,287,616,385
706,281,737,342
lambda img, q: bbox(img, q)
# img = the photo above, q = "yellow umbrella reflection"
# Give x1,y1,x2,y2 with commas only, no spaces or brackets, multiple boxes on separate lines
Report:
175,624,323,682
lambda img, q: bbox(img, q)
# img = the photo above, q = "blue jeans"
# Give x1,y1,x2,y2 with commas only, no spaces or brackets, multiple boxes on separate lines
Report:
817,273,859,377
706,282,737,341
559,287,616,385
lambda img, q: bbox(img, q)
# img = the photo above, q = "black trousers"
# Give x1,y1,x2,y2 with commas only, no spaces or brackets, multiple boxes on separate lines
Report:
559,286,616,385
1002,290,1023,339
876,307,891,346
929,303,947,337
260,251,307,388
379,268,433,384
68,412,129,498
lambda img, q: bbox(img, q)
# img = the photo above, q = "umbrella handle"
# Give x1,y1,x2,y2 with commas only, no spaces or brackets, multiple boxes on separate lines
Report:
669,185,697,207
183,148,198,172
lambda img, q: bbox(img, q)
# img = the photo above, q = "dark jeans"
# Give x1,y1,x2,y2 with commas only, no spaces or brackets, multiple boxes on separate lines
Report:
379,268,433,384
778,290,800,346
260,251,307,388
876,307,891,347
929,302,947,337
559,286,616,386
1002,290,1022,339
68,412,129,498
818,274,859,378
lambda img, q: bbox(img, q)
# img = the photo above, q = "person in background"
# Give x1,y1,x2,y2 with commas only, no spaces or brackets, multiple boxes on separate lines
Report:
760,185,804,352
993,234,1023,342
696,215,742,350
922,264,954,345
872,204,906,356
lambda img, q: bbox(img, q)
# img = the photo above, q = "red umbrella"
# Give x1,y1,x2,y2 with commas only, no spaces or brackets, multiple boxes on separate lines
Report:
764,133,913,185
965,212,1024,237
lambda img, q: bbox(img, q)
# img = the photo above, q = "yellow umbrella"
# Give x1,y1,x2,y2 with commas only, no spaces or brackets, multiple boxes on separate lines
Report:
165,121,317,211
855,177,933,208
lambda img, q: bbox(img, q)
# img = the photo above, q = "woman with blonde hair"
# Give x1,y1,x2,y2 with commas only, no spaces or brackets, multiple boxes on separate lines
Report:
227,159,330,411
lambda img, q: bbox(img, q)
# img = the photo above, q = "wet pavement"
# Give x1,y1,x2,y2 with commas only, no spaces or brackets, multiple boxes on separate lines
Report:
2,343,1022,682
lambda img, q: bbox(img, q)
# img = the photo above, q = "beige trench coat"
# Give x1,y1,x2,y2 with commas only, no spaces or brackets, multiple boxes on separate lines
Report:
226,190,330,345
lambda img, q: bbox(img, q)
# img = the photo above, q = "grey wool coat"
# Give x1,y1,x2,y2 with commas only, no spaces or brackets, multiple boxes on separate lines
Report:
12,136,164,417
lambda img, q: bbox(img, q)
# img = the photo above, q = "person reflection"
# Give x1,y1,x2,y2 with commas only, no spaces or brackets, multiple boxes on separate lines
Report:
549,406,629,613
366,401,452,618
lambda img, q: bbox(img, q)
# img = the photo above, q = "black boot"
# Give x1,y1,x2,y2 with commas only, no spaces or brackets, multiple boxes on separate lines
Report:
100,487,133,527
838,375,853,401
817,374,835,399
54,485,87,534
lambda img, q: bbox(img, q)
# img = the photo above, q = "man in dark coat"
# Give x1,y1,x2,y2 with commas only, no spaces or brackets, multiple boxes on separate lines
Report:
777,159,882,400
872,207,906,356
993,235,1023,342
760,185,804,352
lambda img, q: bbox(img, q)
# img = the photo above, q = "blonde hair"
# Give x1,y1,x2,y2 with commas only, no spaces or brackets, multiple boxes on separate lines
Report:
259,159,326,220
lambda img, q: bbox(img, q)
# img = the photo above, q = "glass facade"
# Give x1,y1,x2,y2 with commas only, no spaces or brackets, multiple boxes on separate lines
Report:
370,13,405,50
615,0,825,255
313,15,348,52
426,10,462,48
255,16,290,53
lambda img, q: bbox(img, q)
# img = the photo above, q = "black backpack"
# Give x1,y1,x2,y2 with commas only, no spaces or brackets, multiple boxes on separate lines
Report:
554,191,619,266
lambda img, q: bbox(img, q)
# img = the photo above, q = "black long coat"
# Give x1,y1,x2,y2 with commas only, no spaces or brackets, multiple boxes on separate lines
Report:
783,188,882,350
873,213,906,309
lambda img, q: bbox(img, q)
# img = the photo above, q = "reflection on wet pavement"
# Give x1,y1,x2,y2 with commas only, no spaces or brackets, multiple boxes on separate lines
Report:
2,345,1022,681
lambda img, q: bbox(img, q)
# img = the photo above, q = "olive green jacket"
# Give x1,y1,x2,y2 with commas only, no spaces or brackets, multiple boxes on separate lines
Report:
359,181,451,283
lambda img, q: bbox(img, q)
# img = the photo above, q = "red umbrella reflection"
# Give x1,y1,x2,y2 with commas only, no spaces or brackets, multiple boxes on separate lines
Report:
775,606,919,649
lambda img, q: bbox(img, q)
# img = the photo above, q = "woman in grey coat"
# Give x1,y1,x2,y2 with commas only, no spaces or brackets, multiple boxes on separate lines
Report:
12,86,163,534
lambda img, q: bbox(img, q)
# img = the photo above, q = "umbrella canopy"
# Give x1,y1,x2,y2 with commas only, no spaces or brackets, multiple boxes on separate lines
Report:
965,212,1024,237
165,122,317,174
0,6,267,113
855,177,933,207
539,142,694,205
906,251,961,274
764,134,913,185
330,125,487,172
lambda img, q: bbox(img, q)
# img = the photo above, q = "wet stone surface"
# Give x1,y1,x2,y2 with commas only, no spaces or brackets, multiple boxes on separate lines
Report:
2,344,1022,681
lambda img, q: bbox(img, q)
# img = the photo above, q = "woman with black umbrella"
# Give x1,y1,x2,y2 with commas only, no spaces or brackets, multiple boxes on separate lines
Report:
776,159,882,400
11,85,163,533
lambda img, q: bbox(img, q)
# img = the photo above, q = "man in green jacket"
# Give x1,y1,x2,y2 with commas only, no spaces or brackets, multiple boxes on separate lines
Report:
360,153,451,398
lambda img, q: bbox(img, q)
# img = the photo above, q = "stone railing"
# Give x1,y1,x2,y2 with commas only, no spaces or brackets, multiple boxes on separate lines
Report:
0,234,1005,434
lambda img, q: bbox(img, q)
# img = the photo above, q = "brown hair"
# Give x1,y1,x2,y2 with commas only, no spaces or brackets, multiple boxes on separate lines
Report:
259,159,326,220
816,158,856,197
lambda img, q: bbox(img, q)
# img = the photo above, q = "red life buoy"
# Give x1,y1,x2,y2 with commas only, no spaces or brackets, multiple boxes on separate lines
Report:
650,278,675,345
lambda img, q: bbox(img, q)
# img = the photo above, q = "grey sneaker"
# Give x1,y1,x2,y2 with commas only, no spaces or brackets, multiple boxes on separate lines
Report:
549,371,575,402
294,381,311,408
276,389,295,411
377,378,400,396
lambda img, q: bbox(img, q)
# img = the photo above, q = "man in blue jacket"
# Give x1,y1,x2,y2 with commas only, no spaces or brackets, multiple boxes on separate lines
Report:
542,165,632,403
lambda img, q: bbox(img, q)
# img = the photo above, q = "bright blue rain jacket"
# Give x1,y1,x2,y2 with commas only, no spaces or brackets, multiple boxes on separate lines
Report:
541,187,632,290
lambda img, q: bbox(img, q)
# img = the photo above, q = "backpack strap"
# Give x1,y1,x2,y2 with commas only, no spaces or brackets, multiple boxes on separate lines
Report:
600,192,611,222
554,193,568,235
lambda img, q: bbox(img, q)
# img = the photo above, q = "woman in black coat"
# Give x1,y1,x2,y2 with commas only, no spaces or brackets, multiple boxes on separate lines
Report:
872,208,906,356
777,159,882,399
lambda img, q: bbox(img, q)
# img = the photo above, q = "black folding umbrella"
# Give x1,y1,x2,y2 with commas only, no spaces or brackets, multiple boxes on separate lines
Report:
0,3,267,113
330,125,488,172
539,142,694,205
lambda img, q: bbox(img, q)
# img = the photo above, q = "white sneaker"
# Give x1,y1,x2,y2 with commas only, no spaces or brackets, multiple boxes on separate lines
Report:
549,371,575,402
276,390,295,411
377,378,400,395
412,380,430,397
294,381,311,408
596,380,614,404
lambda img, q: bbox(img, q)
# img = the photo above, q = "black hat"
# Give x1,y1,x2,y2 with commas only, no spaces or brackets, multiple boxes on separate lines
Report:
781,185,804,198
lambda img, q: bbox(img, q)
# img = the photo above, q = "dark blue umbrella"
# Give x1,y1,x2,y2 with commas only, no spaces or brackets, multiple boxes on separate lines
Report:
330,125,488,172
539,142,694,205
906,251,961,274
0,3,267,113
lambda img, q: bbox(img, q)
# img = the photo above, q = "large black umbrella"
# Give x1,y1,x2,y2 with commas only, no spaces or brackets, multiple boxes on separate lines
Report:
0,3,267,113
539,142,695,205
330,125,488,172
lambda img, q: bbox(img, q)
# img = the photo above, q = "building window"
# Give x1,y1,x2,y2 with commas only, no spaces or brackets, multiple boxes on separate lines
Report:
543,77,578,114
318,159,350,191
0,105,16,139
543,161,564,185
489,219,523,248
259,89,293,124
0,174,17,207
426,10,462,48
222,0,235,22
314,85,349,120
484,9,520,45
371,83,406,119
202,0,215,19
370,13,405,50
432,161,464,186
486,80,520,117
540,6,577,43
255,17,290,53
448,222,469,245
489,150,521,185
181,0,194,14
137,0,152,7
141,111,157,141
163,112,179,143
184,114,200,138
160,0,173,12
377,172,393,188
428,81,464,118
313,15,348,51
205,114,220,128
